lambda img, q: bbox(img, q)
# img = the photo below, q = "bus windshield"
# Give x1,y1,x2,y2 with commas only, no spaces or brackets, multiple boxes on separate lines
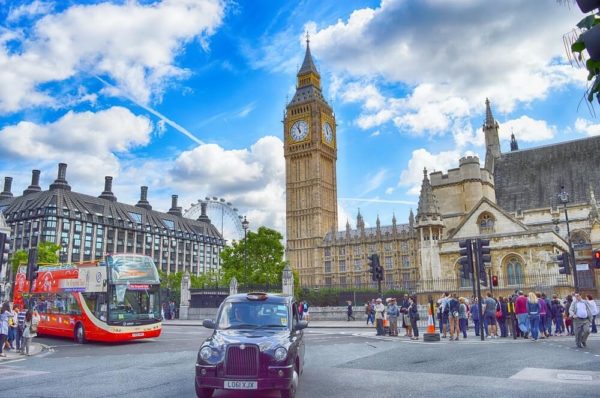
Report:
108,284,161,325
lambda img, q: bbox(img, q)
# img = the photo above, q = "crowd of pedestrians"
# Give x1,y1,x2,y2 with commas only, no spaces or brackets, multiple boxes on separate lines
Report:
358,289,598,348
0,301,40,357
432,290,597,348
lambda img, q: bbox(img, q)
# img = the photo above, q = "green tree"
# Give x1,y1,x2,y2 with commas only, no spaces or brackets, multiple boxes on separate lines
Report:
11,241,61,276
220,226,286,286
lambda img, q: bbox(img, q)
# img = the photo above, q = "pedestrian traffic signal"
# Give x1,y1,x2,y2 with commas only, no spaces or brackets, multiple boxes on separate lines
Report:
557,251,570,275
476,239,491,286
0,232,10,276
26,247,39,282
593,249,600,269
458,239,473,280
492,275,498,287
367,254,377,281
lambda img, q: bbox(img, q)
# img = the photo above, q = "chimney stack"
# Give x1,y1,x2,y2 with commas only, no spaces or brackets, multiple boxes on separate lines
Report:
99,176,117,202
197,201,210,222
0,177,13,199
167,194,183,217
23,170,42,196
49,163,71,191
135,186,152,210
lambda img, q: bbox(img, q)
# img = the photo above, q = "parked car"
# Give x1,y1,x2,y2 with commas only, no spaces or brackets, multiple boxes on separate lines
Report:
195,292,308,398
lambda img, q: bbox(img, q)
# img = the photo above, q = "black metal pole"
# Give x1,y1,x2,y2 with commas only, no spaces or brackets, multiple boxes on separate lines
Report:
563,202,579,292
489,271,493,296
473,241,485,341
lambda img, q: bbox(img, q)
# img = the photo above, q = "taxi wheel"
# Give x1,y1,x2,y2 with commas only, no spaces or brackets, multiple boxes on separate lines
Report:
74,324,86,344
280,363,298,398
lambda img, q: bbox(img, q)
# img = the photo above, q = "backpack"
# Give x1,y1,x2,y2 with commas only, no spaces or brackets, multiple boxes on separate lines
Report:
442,298,450,314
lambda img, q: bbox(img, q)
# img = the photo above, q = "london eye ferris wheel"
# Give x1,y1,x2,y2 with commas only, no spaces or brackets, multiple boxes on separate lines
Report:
183,197,245,245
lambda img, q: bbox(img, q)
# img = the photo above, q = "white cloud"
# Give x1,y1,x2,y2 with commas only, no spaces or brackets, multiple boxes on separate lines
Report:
0,0,225,113
305,0,586,136
574,118,600,136
399,148,466,195
363,169,387,194
500,116,556,142
7,1,55,22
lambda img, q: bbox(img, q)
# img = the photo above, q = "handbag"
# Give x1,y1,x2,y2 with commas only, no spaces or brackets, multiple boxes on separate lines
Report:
496,310,502,320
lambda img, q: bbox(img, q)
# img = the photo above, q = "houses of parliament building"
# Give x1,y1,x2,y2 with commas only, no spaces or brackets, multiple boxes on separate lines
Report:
285,41,600,293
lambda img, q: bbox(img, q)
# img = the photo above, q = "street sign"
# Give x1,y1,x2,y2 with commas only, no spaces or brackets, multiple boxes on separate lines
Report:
576,263,589,271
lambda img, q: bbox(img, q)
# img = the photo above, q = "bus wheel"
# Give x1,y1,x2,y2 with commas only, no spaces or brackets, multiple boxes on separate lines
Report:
75,324,86,344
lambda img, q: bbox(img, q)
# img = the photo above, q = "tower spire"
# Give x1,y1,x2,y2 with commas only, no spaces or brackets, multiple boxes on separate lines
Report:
298,33,319,77
483,98,501,171
510,132,519,151
416,168,440,219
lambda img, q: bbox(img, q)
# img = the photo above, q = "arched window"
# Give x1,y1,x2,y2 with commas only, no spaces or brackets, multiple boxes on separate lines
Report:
459,270,472,288
506,257,523,285
478,212,495,234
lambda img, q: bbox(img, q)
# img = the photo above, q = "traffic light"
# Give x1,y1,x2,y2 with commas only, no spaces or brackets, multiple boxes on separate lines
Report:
26,247,39,282
593,249,600,269
0,232,10,276
367,254,377,281
492,275,498,287
557,251,570,275
458,239,473,280
476,239,491,287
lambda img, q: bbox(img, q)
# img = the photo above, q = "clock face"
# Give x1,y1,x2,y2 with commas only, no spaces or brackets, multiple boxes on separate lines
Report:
322,122,333,144
290,120,309,141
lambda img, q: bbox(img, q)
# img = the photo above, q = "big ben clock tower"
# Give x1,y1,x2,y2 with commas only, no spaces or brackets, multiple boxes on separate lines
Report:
284,37,338,285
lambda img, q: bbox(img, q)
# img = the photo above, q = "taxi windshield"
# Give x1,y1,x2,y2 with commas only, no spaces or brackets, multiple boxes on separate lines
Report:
217,301,289,330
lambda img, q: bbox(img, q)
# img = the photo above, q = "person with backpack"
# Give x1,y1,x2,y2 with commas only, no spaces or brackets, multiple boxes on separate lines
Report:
471,297,481,336
438,292,450,338
448,293,460,341
458,297,468,339
550,295,564,336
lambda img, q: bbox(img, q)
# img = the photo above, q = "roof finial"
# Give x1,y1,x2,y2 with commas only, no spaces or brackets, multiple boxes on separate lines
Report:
306,30,310,45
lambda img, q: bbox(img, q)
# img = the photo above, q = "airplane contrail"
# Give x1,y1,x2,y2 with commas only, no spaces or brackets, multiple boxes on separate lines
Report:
94,75,204,145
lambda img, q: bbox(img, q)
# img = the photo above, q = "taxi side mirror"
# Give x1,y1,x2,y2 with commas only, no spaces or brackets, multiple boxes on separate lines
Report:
295,320,308,330
202,319,216,329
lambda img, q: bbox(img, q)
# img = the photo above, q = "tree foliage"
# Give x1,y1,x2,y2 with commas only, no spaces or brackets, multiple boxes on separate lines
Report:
220,226,286,286
11,241,61,276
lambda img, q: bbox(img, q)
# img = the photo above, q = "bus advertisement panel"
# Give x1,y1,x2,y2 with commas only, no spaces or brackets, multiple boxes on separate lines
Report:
13,254,162,343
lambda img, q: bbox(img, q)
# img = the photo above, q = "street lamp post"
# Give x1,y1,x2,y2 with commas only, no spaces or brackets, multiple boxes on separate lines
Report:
242,216,249,287
558,186,579,291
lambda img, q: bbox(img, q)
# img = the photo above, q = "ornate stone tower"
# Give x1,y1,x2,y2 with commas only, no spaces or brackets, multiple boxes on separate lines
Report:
284,37,338,285
483,98,501,172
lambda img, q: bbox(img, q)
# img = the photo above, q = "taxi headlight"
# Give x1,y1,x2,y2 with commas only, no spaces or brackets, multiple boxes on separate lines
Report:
274,347,287,361
200,346,213,361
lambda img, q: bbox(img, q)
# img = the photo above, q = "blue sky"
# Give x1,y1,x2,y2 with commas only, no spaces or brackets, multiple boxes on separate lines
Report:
0,0,594,240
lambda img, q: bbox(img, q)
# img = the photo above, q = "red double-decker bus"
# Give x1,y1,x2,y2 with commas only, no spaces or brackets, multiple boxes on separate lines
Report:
13,254,162,343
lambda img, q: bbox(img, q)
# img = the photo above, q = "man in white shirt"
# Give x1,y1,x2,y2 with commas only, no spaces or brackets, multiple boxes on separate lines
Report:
569,293,592,348
587,294,598,333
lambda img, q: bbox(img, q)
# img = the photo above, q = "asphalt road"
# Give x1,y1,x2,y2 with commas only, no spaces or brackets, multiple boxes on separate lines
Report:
0,326,599,398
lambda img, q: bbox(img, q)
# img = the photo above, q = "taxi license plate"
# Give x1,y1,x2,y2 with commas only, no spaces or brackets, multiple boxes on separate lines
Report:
224,380,257,390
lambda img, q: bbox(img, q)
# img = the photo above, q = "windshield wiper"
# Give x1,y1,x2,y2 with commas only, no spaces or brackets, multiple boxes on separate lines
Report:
224,324,258,329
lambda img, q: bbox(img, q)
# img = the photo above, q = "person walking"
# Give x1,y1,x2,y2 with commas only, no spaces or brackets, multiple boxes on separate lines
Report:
458,297,468,339
448,293,460,341
483,292,498,339
409,296,420,340
542,293,552,337
536,292,548,339
497,297,507,338
564,295,574,336
7,304,18,350
21,309,40,356
569,293,593,348
550,295,563,336
16,306,26,353
387,299,399,336
515,291,529,339
506,296,516,339
438,293,450,338
0,302,10,357
586,294,598,333
364,302,372,325
298,301,304,320
347,301,355,321
527,292,541,341
374,298,385,336
471,298,481,336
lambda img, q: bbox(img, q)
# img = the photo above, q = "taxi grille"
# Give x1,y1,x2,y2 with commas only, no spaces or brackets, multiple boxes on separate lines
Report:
225,345,259,377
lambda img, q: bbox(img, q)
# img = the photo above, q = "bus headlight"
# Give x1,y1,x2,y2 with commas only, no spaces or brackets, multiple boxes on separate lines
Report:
200,346,213,361
274,347,287,362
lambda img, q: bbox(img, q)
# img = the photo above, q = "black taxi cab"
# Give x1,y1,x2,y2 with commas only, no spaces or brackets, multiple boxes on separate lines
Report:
195,292,308,398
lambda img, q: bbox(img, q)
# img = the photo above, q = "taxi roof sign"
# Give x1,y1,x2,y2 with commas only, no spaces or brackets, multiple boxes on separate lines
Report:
246,292,268,301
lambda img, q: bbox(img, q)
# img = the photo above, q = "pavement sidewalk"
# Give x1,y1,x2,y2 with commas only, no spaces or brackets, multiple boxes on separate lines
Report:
0,342,44,361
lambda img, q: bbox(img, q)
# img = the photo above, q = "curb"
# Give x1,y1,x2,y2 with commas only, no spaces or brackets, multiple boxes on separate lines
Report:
162,322,373,329
0,342,46,361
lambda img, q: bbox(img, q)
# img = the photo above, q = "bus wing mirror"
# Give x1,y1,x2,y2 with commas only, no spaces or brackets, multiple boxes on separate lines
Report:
202,319,216,329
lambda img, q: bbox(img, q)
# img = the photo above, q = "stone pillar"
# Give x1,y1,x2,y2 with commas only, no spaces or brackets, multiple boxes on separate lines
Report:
229,277,238,296
282,264,294,297
179,271,191,320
